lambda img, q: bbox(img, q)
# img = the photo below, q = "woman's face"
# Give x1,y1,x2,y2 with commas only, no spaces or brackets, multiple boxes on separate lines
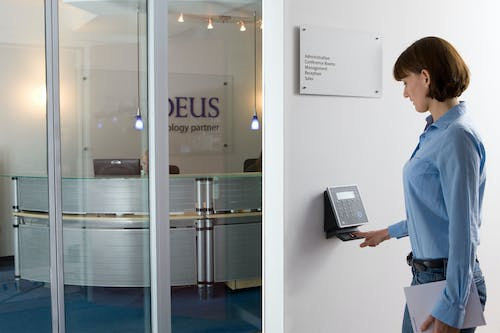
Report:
401,71,430,113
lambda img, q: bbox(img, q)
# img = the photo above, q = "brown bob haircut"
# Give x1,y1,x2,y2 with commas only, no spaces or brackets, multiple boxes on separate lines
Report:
393,36,470,102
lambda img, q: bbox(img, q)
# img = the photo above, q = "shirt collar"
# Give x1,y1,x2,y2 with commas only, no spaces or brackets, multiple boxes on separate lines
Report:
426,101,466,130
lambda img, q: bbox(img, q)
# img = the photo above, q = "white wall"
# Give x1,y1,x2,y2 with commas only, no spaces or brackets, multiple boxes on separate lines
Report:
85,43,144,171
0,45,80,256
281,0,500,332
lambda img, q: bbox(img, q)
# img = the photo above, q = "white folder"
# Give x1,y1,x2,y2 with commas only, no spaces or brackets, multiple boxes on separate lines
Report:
404,280,486,333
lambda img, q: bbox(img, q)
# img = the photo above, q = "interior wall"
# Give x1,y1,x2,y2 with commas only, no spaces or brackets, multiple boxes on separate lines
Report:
84,19,263,175
282,0,500,332
84,43,144,172
0,45,79,256
168,16,262,173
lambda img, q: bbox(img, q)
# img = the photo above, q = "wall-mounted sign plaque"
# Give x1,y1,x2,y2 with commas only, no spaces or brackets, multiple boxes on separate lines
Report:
299,25,382,97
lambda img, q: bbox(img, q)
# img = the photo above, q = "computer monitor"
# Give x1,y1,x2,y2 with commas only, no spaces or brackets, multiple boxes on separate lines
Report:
93,158,141,176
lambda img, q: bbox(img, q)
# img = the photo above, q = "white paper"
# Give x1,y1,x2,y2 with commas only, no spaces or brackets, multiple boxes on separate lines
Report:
404,280,485,333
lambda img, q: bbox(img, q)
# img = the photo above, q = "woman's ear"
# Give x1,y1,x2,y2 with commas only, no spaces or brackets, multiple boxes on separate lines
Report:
421,69,431,87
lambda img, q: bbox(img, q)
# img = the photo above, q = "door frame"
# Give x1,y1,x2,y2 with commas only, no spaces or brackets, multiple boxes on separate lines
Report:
262,0,285,332
148,0,170,332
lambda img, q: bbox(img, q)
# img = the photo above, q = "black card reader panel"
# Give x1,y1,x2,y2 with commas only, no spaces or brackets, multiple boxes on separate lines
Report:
324,185,368,241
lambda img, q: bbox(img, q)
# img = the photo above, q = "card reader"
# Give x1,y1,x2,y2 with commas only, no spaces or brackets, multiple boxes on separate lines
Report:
324,185,368,241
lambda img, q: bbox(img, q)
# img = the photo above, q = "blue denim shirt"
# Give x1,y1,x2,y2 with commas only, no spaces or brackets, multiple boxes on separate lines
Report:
388,102,486,328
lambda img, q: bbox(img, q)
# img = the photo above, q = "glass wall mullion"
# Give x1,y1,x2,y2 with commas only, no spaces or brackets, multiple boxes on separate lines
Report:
148,0,170,332
44,0,65,332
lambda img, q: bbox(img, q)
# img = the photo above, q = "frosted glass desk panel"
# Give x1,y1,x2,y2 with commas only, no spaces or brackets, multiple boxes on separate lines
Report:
16,176,148,214
213,175,262,212
15,174,261,215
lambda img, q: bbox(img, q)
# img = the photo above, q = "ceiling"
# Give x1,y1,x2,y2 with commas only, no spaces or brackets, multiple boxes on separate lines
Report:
0,0,261,46
168,0,261,18
64,0,261,17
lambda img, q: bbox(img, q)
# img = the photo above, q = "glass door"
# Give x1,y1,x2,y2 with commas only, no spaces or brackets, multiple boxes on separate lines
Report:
57,0,151,331
0,0,169,331
167,1,263,332
0,1,53,332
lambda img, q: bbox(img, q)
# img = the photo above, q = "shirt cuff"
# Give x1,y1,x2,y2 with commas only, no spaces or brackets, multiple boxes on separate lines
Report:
431,297,466,329
388,220,408,239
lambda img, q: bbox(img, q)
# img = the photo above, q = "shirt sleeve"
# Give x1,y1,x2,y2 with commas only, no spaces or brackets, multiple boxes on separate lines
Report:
388,220,408,239
431,126,484,328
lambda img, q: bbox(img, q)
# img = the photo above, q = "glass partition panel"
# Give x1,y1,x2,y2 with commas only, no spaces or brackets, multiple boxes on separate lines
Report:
58,0,150,331
168,2,262,174
169,173,262,332
0,1,52,332
168,0,263,331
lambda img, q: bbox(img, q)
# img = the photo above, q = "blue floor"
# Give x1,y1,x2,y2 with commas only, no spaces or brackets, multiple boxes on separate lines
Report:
0,258,261,333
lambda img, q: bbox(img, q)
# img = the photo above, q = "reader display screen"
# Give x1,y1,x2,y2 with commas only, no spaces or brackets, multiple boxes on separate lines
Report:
336,191,355,200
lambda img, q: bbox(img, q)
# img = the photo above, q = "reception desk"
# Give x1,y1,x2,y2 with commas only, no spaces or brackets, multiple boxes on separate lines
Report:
11,174,261,288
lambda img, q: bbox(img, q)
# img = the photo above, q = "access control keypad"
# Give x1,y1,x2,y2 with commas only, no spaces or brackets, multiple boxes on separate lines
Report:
326,185,368,228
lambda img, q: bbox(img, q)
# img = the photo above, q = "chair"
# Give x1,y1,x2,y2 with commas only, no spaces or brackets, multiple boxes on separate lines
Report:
169,165,180,174
243,158,259,172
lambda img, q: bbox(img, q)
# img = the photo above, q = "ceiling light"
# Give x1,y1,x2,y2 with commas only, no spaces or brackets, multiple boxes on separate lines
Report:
135,7,143,131
250,110,260,130
135,109,144,130
207,18,214,30
177,13,184,23
239,21,246,32
250,13,259,131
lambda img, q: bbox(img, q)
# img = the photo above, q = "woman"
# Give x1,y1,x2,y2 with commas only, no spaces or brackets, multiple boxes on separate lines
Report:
355,36,487,333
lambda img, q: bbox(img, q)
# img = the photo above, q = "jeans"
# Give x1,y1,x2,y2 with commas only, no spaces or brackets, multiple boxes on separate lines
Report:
402,262,487,333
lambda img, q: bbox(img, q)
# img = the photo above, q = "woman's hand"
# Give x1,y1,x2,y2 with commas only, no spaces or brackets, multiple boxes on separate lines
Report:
421,315,459,333
353,228,390,248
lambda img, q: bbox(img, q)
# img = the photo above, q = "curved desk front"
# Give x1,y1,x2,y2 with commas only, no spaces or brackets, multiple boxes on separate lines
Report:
12,174,262,288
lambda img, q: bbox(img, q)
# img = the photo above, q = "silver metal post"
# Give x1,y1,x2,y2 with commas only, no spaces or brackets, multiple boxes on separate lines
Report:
11,177,20,279
195,177,215,298
205,218,214,298
196,179,204,212
195,218,206,298
204,178,215,298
